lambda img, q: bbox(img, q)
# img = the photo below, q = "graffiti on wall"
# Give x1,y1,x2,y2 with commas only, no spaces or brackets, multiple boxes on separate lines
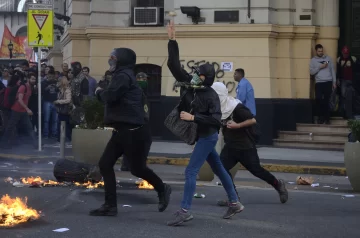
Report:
172,59,236,93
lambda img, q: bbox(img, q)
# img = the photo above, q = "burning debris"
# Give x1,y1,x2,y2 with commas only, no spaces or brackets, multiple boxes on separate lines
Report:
4,176,104,189
137,180,154,189
74,181,104,189
0,194,40,227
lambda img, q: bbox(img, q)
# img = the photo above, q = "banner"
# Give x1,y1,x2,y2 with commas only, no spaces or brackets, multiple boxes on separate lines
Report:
0,25,33,60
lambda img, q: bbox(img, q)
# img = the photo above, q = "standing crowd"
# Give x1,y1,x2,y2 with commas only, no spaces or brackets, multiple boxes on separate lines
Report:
0,61,110,149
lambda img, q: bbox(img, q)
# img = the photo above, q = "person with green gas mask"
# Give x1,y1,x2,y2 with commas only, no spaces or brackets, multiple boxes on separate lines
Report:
120,72,150,171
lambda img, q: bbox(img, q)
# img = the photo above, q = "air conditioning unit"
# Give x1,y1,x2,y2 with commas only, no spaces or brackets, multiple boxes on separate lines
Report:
133,7,163,26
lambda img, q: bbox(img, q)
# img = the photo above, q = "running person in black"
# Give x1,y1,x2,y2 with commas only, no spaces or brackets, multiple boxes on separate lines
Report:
121,72,149,171
211,82,288,205
89,48,171,216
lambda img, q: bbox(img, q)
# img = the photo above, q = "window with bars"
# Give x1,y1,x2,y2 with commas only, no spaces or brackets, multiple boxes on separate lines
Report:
132,0,164,26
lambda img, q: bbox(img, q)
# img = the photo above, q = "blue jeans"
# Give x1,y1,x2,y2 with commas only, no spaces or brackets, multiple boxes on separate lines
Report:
43,101,58,137
181,132,239,210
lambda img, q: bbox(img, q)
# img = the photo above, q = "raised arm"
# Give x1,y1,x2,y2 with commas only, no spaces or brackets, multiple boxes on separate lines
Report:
167,40,192,83
166,20,192,83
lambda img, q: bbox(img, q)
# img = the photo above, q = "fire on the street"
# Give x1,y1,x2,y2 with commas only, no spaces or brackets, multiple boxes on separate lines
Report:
7,176,104,189
74,181,104,189
0,194,40,227
138,180,154,189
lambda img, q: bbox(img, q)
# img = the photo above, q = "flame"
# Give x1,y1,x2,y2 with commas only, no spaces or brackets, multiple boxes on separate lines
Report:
21,176,43,184
74,181,104,189
8,176,104,188
0,194,40,227
43,180,60,186
138,180,154,189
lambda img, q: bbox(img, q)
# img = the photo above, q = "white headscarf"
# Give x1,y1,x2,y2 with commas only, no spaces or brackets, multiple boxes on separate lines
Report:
212,82,241,120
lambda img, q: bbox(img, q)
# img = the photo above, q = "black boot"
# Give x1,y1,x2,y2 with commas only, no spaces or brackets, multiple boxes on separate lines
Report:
275,179,288,204
89,204,118,216
158,184,172,212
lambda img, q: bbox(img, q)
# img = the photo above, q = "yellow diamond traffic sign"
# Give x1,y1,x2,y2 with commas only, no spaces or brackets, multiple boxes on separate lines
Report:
27,4,54,47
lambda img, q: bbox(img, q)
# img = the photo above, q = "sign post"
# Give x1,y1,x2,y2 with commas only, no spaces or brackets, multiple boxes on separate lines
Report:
27,3,54,151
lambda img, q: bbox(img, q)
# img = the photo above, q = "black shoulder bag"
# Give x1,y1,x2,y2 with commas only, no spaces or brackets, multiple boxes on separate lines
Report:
164,90,198,145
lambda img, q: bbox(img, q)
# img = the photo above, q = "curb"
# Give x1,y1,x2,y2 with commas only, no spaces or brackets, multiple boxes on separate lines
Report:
0,154,346,176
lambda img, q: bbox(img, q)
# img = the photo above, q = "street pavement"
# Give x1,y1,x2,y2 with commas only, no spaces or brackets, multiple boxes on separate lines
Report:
0,138,345,167
0,161,359,238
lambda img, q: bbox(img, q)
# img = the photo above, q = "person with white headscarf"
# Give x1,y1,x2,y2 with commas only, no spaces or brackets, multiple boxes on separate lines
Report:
211,82,288,205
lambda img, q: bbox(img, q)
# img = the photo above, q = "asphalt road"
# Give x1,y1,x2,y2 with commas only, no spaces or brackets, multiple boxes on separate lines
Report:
0,161,359,238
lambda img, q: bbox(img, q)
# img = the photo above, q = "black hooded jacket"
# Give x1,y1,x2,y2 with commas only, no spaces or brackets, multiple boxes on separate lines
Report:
167,40,221,138
96,48,144,128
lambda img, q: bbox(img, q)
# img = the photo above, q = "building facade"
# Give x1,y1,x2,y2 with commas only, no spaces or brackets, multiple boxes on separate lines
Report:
56,0,345,143
0,0,65,68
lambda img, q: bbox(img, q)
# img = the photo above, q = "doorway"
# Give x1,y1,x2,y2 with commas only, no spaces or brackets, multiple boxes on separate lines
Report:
134,64,162,138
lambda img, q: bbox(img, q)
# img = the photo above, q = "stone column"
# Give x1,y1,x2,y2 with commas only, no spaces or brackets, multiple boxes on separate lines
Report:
314,0,339,66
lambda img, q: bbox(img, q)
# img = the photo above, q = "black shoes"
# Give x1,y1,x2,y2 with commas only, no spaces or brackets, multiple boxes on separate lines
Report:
158,183,172,212
89,204,118,216
276,179,289,204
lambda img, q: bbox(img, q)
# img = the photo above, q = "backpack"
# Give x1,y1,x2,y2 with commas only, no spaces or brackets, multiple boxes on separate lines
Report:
0,84,27,109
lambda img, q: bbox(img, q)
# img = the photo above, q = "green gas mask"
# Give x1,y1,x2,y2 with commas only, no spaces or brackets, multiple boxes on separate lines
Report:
138,80,148,89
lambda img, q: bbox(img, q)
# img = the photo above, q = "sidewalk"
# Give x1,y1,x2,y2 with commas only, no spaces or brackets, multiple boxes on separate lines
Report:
0,140,345,175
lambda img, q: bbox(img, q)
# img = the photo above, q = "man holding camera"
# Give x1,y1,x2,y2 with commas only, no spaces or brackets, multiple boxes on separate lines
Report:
310,44,337,124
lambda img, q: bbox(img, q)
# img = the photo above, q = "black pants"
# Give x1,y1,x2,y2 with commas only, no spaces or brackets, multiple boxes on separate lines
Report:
220,145,277,196
315,81,333,122
340,80,354,119
98,124,164,206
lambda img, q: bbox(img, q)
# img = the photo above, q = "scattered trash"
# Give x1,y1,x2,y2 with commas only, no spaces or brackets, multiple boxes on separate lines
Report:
311,183,320,187
287,182,295,184
334,187,338,190
4,177,13,183
216,182,222,186
294,186,298,190
296,176,314,185
48,162,54,165
53,228,69,232
122,205,132,208
12,182,25,188
345,176,348,179
4,163,12,166
342,195,355,198
194,193,205,198
323,186,331,188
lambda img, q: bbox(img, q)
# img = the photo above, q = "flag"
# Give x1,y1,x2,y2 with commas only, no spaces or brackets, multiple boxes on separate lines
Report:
0,25,33,60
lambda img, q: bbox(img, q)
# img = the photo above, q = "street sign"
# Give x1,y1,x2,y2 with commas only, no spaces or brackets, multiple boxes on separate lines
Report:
27,4,54,47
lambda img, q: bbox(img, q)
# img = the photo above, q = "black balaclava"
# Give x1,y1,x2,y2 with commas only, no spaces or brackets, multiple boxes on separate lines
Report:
108,48,136,72
71,62,82,77
198,63,216,86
